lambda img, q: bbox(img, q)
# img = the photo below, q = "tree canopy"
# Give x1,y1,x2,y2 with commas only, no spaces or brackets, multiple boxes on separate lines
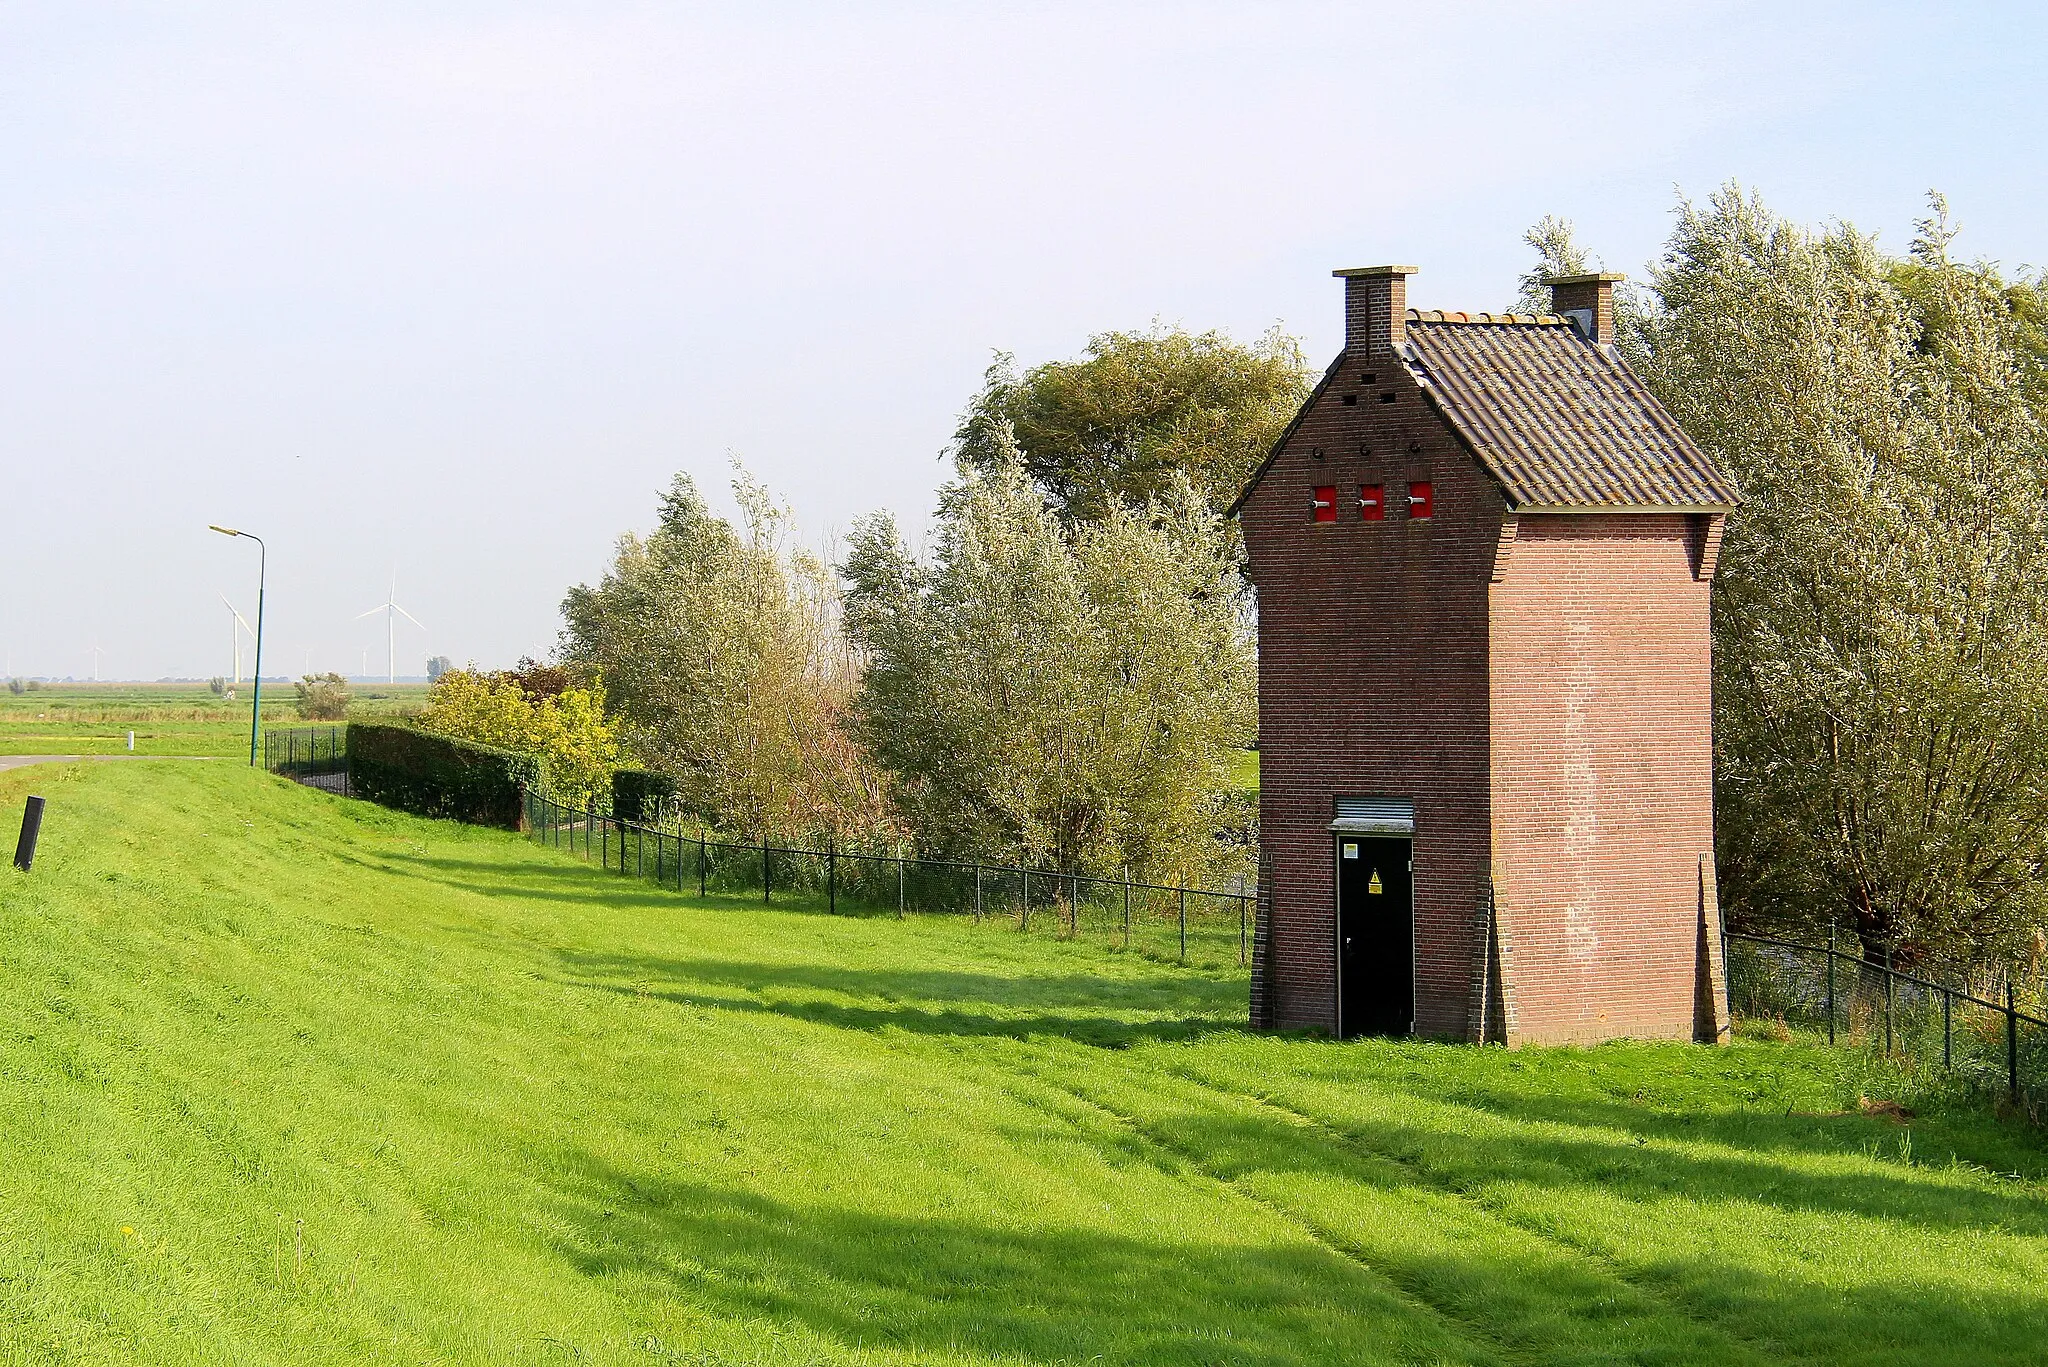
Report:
558,469,891,842
951,325,1313,523
842,429,1256,882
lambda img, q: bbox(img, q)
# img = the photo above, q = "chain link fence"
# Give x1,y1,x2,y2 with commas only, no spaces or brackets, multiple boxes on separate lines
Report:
523,787,1253,969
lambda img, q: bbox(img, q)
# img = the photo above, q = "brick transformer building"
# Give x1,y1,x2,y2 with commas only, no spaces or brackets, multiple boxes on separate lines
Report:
1233,266,1739,1045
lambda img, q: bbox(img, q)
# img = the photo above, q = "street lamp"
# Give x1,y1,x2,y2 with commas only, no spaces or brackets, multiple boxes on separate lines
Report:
209,525,266,765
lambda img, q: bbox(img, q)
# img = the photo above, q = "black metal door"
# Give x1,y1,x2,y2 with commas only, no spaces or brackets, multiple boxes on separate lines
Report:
1337,835,1414,1037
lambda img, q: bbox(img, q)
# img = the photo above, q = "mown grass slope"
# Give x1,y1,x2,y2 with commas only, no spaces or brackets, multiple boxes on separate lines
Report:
2,760,2045,1365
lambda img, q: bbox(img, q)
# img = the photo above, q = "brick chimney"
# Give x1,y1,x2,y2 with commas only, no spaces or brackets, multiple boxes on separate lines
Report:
1544,272,1625,345
1334,265,1419,357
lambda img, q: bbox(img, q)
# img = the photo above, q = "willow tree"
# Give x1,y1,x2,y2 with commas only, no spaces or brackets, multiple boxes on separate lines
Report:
1591,188,2048,971
559,468,892,842
842,432,1255,882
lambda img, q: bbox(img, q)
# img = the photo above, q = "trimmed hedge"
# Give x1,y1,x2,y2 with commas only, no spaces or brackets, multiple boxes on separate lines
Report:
346,722,538,829
612,768,678,823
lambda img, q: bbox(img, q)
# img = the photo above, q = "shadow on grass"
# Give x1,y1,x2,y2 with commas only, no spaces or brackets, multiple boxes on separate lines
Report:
1150,1064,2048,1243
547,1145,2048,1367
554,951,1246,1048
547,1158,1482,1365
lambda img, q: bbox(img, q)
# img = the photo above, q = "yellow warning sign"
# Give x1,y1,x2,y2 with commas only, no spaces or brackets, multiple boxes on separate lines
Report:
1368,870,1383,895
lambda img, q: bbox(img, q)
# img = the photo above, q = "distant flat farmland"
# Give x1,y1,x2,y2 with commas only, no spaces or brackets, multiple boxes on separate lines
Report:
0,682,427,755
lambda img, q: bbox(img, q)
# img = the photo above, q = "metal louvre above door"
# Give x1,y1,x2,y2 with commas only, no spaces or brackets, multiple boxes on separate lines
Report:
1330,797,1414,835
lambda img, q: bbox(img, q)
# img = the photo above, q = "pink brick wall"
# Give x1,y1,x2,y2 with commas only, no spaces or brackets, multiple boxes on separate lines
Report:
1488,513,1716,1043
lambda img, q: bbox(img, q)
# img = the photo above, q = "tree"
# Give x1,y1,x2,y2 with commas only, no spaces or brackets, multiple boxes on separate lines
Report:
560,467,892,843
426,655,453,682
295,673,352,721
952,325,1313,523
1583,186,2048,973
416,667,620,806
843,430,1256,882
207,676,227,697
1511,215,1591,314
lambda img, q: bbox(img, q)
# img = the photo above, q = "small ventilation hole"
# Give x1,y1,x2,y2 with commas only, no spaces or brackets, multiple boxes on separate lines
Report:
1379,392,1397,404
1341,394,1357,405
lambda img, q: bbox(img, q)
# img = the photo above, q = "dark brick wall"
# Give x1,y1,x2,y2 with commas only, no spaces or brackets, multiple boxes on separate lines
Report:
1242,347,1502,1036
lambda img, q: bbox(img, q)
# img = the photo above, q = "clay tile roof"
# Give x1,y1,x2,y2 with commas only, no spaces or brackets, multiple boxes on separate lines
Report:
1402,313,1737,511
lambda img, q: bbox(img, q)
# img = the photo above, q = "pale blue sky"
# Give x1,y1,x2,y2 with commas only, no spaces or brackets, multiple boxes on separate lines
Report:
2,1,2042,680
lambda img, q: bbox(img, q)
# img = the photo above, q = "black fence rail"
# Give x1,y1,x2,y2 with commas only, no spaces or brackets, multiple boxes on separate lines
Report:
263,725,349,792
523,787,1253,969
1727,929,2048,1112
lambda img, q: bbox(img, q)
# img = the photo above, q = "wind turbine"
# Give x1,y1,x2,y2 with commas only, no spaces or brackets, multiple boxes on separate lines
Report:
90,640,103,683
221,595,255,684
356,572,425,685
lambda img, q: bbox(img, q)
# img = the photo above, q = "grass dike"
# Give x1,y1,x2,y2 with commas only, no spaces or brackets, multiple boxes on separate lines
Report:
1,758,2045,1364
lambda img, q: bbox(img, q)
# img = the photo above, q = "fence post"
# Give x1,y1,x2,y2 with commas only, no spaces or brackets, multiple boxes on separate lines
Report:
1123,867,1131,951
828,841,837,914
975,864,983,923
1943,988,1952,1071
698,827,707,898
763,836,771,904
602,815,609,871
1884,951,1894,1055
896,847,905,919
2008,978,2020,1107
1179,887,1187,963
1826,924,1837,1047
1239,882,1248,967
1021,869,1030,931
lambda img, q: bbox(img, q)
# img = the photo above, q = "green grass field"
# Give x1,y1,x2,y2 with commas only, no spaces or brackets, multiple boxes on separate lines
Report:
0,683,425,756
3,759,2046,1364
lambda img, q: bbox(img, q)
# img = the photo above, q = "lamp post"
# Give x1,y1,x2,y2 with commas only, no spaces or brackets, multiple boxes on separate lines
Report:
209,526,266,765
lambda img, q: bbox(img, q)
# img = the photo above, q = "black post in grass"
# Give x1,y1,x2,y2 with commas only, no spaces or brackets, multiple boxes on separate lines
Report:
762,836,771,904
698,828,707,898
1178,887,1188,962
13,796,45,872
828,841,837,914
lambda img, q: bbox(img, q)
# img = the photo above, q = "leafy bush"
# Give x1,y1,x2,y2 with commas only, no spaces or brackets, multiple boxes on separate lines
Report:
296,672,352,721
415,667,618,807
6,678,22,696
613,769,678,823
346,722,534,828
208,676,227,697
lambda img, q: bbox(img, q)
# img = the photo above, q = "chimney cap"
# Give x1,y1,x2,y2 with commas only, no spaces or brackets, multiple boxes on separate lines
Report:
1542,272,1626,286
1332,264,1420,278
